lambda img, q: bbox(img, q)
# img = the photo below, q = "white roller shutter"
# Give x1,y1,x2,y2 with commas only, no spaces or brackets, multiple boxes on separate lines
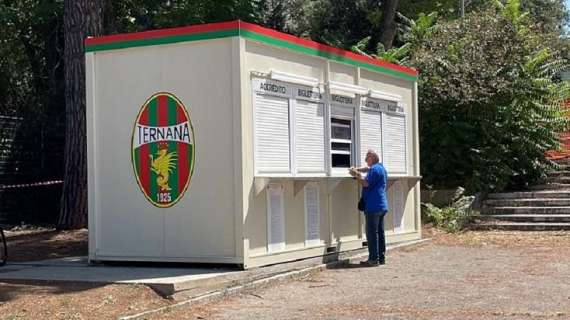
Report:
295,100,325,174
254,93,291,174
382,113,407,174
360,109,382,165
331,105,354,118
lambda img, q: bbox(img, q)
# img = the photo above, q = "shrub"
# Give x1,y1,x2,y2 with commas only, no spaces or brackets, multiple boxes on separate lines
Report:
422,195,477,232
411,2,570,193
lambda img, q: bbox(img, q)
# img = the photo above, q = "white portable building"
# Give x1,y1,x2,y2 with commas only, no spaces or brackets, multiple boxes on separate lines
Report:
86,20,421,268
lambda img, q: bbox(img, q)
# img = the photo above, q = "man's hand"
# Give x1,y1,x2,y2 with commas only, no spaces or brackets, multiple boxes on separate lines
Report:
351,166,370,173
349,168,360,178
350,168,368,187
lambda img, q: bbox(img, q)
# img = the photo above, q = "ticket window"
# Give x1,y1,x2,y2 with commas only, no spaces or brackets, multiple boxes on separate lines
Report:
330,102,356,175
331,118,353,168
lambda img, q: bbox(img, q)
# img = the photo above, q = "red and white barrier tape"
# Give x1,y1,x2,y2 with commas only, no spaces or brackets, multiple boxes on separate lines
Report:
0,180,63,190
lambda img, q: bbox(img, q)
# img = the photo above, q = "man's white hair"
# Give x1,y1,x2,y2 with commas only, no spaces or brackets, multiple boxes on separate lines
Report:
366,149,380,164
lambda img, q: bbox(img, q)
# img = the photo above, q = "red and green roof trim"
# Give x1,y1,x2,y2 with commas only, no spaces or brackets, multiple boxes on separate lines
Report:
85,20,418,81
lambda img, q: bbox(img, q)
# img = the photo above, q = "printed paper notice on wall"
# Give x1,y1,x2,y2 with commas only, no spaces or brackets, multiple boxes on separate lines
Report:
304,184,320,247
266,184,286,252
393,181,406,233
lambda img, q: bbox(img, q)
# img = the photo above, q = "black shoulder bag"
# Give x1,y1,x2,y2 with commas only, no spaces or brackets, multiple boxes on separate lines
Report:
358,197,365,211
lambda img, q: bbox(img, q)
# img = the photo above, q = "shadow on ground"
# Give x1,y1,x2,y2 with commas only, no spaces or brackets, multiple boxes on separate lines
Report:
4,229,87,262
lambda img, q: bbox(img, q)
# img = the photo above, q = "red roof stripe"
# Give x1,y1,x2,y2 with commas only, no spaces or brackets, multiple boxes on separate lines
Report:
238,21,417,76
85,20,417,77
85,20,239,46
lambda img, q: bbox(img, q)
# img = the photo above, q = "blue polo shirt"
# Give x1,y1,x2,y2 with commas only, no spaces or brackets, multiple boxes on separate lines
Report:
362,163,389,214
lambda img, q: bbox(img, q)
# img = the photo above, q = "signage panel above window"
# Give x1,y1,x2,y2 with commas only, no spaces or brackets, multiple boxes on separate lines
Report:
331,94,356,107
293,86,323,102
252,78,291,98
362,98,405,115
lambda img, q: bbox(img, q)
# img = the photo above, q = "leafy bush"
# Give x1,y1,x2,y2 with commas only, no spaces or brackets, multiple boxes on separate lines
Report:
423,195,477,232
411,1,570,193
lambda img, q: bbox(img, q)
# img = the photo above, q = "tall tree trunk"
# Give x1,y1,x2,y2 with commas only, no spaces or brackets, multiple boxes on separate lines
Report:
58,0,103,229
102,0,117,34
378,0,399,50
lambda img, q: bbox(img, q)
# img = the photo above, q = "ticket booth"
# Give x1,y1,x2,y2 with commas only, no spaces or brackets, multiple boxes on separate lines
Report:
85,20,421,269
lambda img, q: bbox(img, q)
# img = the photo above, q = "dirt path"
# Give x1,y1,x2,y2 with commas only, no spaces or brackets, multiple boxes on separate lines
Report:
151,230,570,320
0,282,172,319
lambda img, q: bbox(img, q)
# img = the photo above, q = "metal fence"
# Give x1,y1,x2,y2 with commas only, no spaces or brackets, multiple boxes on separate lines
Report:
0,115,64,225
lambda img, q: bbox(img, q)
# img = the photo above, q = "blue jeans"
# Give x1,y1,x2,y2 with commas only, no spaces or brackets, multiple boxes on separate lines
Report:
365,212,386,262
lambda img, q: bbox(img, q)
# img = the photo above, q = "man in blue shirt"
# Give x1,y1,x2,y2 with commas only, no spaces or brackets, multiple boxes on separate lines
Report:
350,149,389,266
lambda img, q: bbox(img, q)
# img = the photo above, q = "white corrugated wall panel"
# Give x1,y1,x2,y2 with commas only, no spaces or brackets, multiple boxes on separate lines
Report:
383,113,407,174
295,100,325,173
254,94,291,173
360,109,382,165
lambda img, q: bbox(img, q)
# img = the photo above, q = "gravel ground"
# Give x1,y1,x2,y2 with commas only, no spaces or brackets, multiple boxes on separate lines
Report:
152,230,570,320
2,229,570,319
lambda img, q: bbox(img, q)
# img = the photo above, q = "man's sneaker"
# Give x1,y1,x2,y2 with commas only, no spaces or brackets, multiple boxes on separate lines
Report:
359,260,380,267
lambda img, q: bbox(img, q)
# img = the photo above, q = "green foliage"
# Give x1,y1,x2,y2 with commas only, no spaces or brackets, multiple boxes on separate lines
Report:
351,11,437,65
108,0,264,32
398,0,458,20
493,0,529,30
2,0,570,226
412,6,570,193
0,0,64,117
100,0,314,36
399,0,568,35
257,0,313,34
519,0,568,35
351,36,411,63
422,196,476,232
0,0,64,179
376,43,411,64
307,0,380,49
398,12,439,47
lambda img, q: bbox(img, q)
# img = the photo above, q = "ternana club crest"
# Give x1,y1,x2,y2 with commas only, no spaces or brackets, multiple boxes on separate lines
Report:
131,92,195,208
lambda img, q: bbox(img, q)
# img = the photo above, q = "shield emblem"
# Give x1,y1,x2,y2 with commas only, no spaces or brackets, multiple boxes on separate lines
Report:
131,92,195,208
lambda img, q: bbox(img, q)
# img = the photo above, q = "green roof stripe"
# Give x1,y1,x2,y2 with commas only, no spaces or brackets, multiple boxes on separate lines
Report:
85,27,417,81
85,29,239,52
240,30,417,82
